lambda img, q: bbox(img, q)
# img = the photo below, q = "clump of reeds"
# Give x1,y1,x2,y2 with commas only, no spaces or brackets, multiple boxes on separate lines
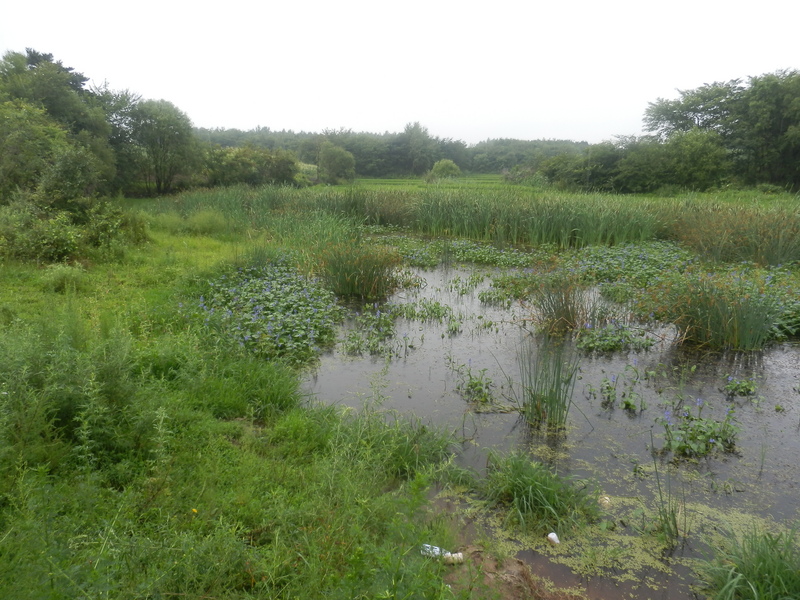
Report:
516,335,580,430
641,272,778,351
319,241,402,300
674,203,800,266
528,274,607,336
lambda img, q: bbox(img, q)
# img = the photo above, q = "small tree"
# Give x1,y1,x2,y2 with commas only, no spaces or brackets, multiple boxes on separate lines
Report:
428,159,461,180
129,99,196,194
318,142,355,184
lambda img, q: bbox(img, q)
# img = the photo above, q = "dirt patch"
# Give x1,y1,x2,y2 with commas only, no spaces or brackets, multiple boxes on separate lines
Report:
444,545,586,600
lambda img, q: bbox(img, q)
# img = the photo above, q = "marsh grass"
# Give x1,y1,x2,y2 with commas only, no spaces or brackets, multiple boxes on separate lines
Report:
482,450,599,534
700,524,800,600
319,241,402,299
655,274,777,350
676,204,800,266
529,274,608,335
649,433,687,547
516,335,580,430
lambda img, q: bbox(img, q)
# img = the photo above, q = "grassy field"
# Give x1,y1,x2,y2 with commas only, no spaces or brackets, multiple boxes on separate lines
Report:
1,181,799,599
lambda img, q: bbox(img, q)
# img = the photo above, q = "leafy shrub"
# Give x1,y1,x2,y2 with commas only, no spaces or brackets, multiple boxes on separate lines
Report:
426,159,462,181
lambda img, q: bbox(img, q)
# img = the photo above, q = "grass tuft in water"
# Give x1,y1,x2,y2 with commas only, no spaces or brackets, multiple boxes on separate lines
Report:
482,450,599,535
516,335,580,431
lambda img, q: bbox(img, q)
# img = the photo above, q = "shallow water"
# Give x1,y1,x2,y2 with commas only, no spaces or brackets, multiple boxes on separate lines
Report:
304,265,800,599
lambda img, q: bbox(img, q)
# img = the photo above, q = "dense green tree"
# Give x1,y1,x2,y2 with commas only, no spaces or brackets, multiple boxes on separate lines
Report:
129,99,197,194
204,145,298,186
0,49,115,187
644,70,800,188
644,80,743,140
318,142,355,184
0,100,69,201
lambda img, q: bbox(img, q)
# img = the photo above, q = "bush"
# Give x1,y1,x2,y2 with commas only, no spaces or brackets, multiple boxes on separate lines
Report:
427,159,461,181
40,264,89,294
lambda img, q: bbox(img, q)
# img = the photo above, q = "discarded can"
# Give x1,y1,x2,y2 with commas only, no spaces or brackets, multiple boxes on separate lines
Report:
547,532,560,545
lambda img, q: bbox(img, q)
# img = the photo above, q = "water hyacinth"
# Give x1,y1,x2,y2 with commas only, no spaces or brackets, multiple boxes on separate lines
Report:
197,261,344,364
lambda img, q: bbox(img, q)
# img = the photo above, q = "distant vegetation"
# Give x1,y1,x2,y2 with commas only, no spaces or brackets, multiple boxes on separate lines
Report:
2,47,799,211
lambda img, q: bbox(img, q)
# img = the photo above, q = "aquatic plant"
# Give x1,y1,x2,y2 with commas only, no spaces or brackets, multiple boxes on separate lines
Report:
453,364,495,404
196,259,343,364
721,375,757,399
340,304,398,356
576,323,654,353
516,335,580,430
649,433,688,547
528,273,607,335
658,399,739,458
319,241,401,300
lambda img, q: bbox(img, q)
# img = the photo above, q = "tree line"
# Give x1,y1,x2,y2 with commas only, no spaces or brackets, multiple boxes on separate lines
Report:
512,70,800,193
2,48,798,204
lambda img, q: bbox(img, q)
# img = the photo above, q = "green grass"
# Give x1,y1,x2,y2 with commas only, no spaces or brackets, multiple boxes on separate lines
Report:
0,214,462,598
482,450,599,535
700,524,800,600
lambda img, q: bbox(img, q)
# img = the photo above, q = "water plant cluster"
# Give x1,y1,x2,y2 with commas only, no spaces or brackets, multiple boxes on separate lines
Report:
194,260,343,364
659,399,740,458
576,323,655,353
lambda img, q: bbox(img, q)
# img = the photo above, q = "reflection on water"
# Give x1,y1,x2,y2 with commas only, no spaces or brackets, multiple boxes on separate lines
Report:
304,265,800,599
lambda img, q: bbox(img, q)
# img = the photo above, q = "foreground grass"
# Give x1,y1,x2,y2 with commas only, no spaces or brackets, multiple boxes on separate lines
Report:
0,230,458,599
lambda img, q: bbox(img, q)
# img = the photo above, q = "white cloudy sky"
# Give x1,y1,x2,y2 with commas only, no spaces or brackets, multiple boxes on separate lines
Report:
2,1,797,145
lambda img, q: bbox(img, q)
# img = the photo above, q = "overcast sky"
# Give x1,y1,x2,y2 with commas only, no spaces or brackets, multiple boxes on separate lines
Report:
2,1,797,145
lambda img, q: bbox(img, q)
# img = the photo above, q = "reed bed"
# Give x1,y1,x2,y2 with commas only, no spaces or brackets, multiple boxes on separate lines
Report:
700,524,800,600
143,185,800,266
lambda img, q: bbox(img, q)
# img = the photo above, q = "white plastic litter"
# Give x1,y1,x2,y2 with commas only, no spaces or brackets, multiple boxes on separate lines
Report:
547,532,560,545
421,544,464,564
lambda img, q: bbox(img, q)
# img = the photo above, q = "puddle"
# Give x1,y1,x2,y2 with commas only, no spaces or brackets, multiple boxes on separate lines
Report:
304,265,800,599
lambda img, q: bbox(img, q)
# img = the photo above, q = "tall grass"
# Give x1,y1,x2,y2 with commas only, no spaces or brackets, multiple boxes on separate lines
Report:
528,273,609,335
0,280,456,599
639,271,780,350
482,450,599,534
140,185,800,266
674,202,800,266
319,241,402,300
516,335,580,430
700,524,800,600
